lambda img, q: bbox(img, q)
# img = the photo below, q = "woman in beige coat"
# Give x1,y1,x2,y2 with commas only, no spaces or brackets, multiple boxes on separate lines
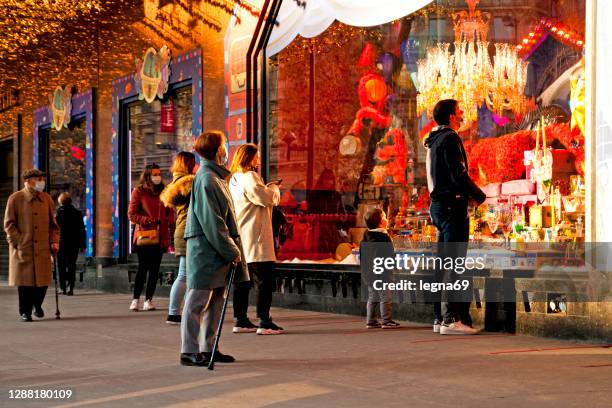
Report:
4,169,60,322
229,144,283,335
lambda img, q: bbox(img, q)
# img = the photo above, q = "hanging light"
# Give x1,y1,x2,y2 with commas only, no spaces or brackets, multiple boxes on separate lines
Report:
416,0,528,123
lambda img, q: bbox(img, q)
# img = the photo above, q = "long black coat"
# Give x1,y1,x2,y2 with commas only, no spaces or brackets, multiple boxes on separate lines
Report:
56,204,86,251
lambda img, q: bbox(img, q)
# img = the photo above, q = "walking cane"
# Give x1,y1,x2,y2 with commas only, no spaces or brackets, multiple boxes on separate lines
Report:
208,262,238,370
52,254,61,320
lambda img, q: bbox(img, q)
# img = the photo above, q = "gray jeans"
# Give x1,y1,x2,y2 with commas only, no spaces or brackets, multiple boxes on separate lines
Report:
366,286,393,324
181,287,225,354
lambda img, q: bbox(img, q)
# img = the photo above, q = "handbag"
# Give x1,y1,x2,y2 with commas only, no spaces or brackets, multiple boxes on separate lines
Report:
136,197,162,247
136,228,159,246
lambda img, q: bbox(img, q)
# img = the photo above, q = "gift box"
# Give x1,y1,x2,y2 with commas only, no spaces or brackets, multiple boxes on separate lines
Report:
501,179,536,195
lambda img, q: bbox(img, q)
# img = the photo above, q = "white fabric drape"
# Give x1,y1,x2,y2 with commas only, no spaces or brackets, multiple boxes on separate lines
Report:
267,0,434,56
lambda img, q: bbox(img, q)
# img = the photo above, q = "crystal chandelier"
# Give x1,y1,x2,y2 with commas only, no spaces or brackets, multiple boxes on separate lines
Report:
417,0,528,124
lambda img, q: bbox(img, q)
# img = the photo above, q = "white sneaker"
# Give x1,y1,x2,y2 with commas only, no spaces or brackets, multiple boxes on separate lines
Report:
433,320,441,333
143,300,156,311
129,299,139,312
440,321,479,335
256,321,284,335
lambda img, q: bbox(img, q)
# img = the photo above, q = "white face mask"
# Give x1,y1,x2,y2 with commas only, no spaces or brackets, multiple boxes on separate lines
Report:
151,176,162,185
218,150,228,167
34,181,45,192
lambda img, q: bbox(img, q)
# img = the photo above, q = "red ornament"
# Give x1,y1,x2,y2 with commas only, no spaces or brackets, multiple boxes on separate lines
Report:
357,42,376,68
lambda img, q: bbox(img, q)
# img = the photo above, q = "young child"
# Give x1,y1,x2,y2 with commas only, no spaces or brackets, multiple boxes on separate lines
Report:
360,208,400,329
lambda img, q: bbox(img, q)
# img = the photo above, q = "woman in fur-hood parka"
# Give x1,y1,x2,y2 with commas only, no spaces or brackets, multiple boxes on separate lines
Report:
160,172,195,256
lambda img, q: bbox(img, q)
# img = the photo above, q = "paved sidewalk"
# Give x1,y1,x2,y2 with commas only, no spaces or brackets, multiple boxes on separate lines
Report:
0,286,610,408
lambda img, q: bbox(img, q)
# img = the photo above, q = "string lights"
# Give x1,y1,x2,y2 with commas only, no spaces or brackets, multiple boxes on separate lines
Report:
517,17,585,56
0,0,264,115
0,0,101,51
276,22,383,66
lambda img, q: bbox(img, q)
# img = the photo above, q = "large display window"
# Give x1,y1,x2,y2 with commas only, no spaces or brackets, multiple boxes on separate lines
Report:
267,0,587,262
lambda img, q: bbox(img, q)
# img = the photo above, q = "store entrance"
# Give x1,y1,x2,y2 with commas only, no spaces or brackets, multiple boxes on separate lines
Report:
0,138,14,278
119,84,193,259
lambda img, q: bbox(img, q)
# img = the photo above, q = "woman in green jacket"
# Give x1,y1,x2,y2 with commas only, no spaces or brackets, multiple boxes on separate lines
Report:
180,131,249,367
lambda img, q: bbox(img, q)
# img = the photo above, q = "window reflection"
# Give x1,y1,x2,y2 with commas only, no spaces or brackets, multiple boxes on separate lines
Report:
48,118,86,212
129,86,193,189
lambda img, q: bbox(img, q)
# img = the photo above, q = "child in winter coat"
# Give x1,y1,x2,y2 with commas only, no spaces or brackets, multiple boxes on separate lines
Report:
360,208,400,329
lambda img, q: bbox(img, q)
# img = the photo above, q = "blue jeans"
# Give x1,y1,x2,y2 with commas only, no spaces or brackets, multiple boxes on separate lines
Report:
366,286,393,324
429,198,472,325
168,256,187,316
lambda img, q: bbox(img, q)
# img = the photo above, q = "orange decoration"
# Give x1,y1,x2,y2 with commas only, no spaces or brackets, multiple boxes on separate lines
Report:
364,78,387,104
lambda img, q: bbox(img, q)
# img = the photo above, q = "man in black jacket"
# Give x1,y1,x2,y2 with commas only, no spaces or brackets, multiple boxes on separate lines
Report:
424,99,486,335
56,192,86,295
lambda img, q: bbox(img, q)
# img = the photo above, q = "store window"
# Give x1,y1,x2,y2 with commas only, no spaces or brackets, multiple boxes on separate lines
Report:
128,86,193,191
43,118,87,212
268,0,587,262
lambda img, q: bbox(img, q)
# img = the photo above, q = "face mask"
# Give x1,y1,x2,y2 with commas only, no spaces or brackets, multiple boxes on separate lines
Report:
151,176,162,185
34,181,45,192
219,151,228,167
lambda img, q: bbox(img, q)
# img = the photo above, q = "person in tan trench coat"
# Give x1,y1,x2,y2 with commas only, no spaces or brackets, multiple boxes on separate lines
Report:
4,169,60,322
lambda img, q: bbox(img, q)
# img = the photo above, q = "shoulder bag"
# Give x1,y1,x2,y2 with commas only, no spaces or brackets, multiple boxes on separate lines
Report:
136,196,161,247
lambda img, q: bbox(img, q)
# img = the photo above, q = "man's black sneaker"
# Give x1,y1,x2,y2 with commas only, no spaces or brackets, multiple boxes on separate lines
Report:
33,307,44,318
180,353,208,366
166,314,181,325
203,351,235,363
381,320,401,329
233,319,258,333
19,314,32,322
256,320,284,335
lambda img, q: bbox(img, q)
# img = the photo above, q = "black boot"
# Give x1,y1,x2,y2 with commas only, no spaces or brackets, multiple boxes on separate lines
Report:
33,306,44,318
19,314,32,322
180,353,208,367
202,351,235,363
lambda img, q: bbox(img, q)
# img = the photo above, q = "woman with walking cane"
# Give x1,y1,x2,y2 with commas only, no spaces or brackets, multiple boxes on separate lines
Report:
180,131,249,367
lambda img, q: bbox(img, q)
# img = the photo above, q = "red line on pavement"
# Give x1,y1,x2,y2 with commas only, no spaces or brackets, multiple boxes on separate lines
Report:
288,319,364,327
581,363,612,368
489,344,612,355
409,334,512,343
341,326,434,335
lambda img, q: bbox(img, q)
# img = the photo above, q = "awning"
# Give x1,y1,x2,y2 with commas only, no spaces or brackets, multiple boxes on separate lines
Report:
267,0,434,56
